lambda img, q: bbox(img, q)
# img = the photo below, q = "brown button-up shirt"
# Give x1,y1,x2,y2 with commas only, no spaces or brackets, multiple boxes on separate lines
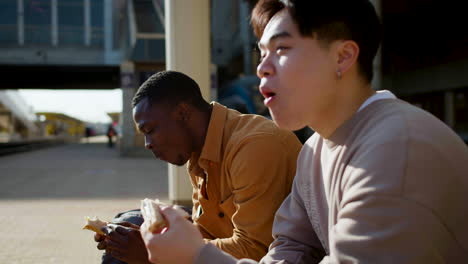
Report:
188,102,302,261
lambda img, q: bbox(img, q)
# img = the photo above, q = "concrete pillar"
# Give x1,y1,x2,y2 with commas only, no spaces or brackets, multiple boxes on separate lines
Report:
120,61,137,155
444,91,455,128
370,0,382,90
165,0,211,205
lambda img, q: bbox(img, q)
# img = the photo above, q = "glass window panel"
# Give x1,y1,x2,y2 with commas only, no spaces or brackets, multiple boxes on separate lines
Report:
24,0,51,45
0,1,17,24
0,1,17,44
91,0,103,47
91,0,103,27
58,0,83,45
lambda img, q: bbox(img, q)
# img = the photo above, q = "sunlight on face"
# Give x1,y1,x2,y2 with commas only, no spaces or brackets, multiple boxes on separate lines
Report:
257,10,337,131
133,98,193,166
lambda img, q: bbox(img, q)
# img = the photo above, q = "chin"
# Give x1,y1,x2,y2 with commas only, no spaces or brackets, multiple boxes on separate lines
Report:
174,161,186,166
173,155,189,166
168,159,185,166
271,113,305,131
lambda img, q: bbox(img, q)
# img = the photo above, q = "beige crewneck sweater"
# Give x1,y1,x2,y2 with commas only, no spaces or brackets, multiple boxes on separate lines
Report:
196,99,468,264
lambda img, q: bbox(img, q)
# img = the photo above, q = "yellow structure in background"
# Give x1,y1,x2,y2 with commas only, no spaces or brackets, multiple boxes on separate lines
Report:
36,112,85,141
107,112,120,125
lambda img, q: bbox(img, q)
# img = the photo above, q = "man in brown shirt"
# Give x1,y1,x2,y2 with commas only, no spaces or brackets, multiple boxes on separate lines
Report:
188,100,300,260
95,70,301,263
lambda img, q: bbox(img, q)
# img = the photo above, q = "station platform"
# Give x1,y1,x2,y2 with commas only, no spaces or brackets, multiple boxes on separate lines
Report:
0,136,170,263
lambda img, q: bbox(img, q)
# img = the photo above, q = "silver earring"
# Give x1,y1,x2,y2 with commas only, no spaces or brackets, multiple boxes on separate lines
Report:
336,70,342,79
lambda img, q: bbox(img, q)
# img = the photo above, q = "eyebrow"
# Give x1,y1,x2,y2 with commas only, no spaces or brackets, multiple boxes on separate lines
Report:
258,31,292,49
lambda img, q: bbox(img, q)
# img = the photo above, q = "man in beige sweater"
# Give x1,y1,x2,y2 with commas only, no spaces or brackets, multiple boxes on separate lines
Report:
139,0,468,263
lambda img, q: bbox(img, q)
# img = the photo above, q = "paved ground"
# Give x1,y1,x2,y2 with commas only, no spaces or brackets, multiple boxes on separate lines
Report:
0,136,169,263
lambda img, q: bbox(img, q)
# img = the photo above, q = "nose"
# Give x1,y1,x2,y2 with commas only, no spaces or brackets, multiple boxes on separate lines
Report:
257,55,274,78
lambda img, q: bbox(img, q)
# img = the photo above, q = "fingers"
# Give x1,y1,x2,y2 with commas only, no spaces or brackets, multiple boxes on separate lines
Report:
101,225,112,236
105,225,140,250
106,242,127,263
95,225,127,252
105,237,135,263
114,225,131,236
95,230,108,251
105,224,126,245
110,250,124,261
94,233,105,242
105,238,121,251
139,206,205,264
97,240,107,250
107,224,129,236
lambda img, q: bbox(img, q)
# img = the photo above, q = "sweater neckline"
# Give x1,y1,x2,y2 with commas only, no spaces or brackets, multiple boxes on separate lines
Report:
324,99,397,149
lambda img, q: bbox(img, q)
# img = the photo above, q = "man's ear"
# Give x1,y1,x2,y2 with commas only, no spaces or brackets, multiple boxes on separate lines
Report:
175,102,191,121
336,40,359,75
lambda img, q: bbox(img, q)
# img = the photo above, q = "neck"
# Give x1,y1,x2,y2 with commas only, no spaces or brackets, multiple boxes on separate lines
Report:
311,76,375,139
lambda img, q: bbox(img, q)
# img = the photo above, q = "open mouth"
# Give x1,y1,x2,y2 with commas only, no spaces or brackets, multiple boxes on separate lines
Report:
263,91,276,106
264,91,276,98
260,85,277,106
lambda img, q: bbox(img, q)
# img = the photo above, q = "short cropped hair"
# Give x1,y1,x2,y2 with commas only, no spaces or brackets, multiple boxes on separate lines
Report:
251,0,381,83
132,71,207,109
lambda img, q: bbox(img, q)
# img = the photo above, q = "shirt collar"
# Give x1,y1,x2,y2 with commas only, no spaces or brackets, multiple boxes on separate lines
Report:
198,102,227,164
357,90,396,112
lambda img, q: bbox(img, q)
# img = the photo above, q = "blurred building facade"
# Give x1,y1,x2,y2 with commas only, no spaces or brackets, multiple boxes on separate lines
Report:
0,0,466,149
380,0,468,142
0,90,38,142
36,111,85,141
0,0,466,205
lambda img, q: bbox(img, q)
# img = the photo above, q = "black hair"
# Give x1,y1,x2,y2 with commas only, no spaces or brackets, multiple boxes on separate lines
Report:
132,71,208,109
251,0,381,83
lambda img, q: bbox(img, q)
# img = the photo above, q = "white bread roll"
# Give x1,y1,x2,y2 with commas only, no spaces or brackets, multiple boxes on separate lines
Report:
140,198,189,233
82,216,108,235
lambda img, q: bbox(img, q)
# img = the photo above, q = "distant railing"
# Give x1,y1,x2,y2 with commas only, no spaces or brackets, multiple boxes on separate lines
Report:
0,138,66,156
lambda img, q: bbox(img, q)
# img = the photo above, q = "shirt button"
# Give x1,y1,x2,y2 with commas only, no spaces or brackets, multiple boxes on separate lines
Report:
218,212,224,218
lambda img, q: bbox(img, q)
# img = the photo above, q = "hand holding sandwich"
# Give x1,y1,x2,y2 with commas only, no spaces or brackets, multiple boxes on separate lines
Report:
84,217,151,264
100,222,151,264
140,204,204,264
